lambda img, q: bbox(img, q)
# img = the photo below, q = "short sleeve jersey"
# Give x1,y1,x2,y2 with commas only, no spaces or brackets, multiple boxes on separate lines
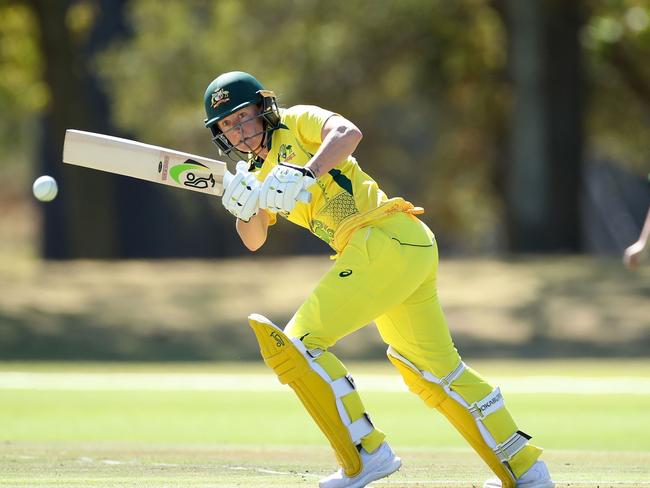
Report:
251,105,418,252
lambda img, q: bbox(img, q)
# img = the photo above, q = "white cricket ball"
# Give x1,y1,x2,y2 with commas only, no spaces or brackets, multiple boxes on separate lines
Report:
32,175,58,202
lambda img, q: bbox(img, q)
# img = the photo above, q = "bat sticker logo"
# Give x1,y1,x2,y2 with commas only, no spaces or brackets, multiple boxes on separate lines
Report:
184,172,216,189
169,159,216,189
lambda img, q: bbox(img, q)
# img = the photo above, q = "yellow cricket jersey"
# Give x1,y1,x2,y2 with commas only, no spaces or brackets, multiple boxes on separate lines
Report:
251,105,422,253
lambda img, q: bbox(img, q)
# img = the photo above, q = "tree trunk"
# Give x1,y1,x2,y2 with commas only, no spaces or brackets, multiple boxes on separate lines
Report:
27,0,126,258
497,0,586,252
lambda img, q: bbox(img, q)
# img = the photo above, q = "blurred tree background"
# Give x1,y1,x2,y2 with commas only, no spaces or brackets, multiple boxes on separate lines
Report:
1,0,649,259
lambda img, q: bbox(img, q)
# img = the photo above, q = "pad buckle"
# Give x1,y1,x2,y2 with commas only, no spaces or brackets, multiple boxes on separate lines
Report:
493,430,531,462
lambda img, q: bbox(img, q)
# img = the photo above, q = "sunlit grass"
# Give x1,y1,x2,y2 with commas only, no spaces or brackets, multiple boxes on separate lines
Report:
1,360,649,486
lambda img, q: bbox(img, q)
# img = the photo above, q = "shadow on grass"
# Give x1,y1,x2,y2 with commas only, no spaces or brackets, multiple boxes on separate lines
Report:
1,307,648,361
0,310,256,361
0,256,648,360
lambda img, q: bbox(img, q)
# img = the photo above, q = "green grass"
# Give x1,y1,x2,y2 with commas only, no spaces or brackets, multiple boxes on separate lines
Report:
1,360,649,486
2,390,649,451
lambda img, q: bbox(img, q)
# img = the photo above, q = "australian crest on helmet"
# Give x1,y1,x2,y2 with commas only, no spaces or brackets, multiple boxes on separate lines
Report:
210,88,230,108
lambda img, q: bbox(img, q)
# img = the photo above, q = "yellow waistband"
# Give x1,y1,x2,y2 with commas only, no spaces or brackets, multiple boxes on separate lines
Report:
330,198,424,255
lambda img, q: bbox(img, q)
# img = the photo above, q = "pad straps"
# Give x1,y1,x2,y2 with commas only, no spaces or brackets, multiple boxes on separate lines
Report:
469,387,505,420
387,346,527,462
301,345,374,444
495,431,532,462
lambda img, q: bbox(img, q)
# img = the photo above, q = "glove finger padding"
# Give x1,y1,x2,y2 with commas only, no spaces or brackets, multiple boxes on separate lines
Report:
236,191,259,221
272,179,298,213
277,174,315,212
222,162,260,221
282,179,302,211
237,174,261,221
222,172,246,212
259,174,274,211
260,173,292,212
260,164,314,213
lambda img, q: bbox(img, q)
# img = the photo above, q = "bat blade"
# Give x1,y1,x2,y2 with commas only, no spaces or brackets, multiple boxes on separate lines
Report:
63,129,228,196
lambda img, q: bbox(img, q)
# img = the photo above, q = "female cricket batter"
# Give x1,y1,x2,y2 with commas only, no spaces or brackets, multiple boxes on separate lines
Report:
203,71,555,488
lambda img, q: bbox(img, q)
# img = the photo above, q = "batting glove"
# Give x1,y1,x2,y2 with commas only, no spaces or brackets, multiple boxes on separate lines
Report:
222,161,261,222
260,163,315,213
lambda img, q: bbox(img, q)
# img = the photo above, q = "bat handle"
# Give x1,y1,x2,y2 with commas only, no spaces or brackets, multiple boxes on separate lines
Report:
222,170,312,204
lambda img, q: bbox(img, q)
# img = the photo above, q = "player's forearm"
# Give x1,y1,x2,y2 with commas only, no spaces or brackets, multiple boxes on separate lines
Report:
235,211,269,251
305,123,362,178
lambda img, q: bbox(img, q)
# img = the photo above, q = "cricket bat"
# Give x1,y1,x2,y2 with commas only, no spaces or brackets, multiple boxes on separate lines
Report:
62,129,311,202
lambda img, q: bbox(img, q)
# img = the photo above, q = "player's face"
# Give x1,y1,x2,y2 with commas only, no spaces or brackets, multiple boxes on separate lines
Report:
217,105,265,154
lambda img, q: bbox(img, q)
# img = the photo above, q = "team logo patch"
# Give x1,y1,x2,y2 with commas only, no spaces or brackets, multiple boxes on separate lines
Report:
278,144,296,162
210,88,230,108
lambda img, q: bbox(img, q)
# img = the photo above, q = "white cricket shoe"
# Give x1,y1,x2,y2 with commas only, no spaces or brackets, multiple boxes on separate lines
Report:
483,460,555,488
319,442,401,488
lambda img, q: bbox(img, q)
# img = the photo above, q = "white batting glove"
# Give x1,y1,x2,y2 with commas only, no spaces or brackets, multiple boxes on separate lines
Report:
221,161,261,222
260,163,315,213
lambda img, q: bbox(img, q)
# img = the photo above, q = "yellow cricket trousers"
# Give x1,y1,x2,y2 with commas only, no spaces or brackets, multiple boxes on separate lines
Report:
287,211,457,373
285,211,541,479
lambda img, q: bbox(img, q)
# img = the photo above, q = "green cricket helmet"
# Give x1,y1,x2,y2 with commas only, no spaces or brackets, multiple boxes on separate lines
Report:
203,71,280,154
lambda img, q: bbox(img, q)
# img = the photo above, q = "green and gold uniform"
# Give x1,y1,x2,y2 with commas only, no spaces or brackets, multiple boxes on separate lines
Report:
254,104,422,253
250,105,542,485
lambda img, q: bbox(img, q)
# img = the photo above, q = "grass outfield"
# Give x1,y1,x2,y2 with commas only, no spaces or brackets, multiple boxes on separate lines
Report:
1,360,649,487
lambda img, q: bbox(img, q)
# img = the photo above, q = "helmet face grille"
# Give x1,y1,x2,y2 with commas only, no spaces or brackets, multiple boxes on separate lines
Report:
212,132,233,154
204,72,281,159
261,95,281,129
209,104,280,160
